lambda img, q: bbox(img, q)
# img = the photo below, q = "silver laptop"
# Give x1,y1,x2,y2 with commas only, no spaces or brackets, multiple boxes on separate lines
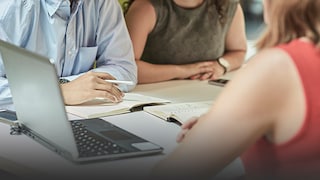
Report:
0,40,163,163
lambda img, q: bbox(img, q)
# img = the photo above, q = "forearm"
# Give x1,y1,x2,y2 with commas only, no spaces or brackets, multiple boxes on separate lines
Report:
152,114,238,180
136,60,182,84
221,50,246,72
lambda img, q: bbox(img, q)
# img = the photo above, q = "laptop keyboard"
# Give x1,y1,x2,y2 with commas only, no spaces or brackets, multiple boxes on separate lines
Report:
71,121,127,158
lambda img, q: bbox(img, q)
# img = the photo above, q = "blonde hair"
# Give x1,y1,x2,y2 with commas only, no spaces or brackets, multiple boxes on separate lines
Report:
257,0,320,50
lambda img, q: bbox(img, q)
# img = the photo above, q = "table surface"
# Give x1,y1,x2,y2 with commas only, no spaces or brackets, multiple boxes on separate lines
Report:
0,77,244,179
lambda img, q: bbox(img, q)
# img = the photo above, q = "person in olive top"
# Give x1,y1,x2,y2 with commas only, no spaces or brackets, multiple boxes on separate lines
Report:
124,0,247,83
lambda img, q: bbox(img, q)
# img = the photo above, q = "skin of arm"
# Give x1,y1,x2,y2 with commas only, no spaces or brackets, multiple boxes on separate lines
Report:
221,4,247,72
151,48,306,179
191,4,247,80
61,72,123,105
126,1,247,84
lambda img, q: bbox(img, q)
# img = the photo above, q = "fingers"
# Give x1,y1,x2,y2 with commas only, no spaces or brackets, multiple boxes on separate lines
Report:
199,72,213,80
81,72,124,102
197,62,215,74
91,71,116,80
190,74,201,80
181,117,198,129
190,72,213,80
197,61,226,80
97,86,123,102
94,78,124,102
177,117,199,142
176,129,188,143
93,89,123,103
209,70,224,80
189,61,216,79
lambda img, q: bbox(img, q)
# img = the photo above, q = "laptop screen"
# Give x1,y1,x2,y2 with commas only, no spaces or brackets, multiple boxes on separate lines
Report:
0,40,78,158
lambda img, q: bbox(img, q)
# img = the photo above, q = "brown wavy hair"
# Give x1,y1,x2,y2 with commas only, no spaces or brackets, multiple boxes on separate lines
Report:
212,0,230,25
257,0,320,50
123,0,230,24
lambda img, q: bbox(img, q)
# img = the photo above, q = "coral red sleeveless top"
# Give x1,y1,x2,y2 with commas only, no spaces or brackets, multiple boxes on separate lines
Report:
241,39,320,179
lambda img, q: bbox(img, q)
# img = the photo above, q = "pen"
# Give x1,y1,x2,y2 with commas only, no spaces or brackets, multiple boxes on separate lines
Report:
104,80,135,85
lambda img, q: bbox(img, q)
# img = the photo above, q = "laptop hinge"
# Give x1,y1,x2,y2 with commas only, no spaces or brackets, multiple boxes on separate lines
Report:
10,123,23,135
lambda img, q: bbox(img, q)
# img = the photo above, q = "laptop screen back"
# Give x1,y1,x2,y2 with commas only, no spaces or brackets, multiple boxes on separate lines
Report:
0,40,78,157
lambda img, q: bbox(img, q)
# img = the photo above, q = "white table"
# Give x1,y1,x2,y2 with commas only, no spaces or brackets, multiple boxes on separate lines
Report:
0,79,244,179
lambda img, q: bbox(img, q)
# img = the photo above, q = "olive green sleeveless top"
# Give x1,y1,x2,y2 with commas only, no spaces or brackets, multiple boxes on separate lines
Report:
141,0,239,65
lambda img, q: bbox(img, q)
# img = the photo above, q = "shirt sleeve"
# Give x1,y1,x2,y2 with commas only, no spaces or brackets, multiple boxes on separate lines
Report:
0,39,14,106
94,0,137,92
0,0,30,106
0,2,12,106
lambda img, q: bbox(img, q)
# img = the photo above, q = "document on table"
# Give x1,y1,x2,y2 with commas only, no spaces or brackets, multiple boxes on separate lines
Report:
66,93,171,118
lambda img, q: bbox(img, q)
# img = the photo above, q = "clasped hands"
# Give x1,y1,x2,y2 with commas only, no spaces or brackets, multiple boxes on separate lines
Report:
60,72,124,105
180,60,225,80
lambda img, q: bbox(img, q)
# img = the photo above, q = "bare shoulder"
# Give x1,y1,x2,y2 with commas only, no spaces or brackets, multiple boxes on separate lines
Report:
246,48,294,78
238,47,299,106
229,47,296,103
251,48,292,66
127,0,155,15
216,47,298,126
125,0,156,34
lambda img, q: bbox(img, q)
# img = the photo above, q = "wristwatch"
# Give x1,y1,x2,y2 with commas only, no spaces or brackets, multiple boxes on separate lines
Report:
59,78,70,84
217,57,231,74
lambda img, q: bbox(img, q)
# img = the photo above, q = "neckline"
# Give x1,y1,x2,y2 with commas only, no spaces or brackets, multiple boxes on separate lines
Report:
171,0,205,10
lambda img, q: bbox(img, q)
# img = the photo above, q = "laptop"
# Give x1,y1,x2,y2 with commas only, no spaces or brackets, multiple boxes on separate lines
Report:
0,40,163,163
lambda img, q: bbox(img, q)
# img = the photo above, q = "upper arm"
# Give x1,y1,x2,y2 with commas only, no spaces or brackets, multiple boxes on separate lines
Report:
161,49,297,177
209,49,295,135
94,0,137,90
125,0,156,60
193,48,301,162
0,0,32,44
225,4,247,53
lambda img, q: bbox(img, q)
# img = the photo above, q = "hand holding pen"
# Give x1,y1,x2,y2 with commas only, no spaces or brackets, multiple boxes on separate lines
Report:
60,72,132,105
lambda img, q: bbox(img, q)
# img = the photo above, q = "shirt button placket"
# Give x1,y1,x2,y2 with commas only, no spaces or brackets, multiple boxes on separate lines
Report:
64,23,76,75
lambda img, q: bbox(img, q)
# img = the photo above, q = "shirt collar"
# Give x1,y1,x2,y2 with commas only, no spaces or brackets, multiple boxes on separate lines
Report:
45,0,65,17
45,0,82,17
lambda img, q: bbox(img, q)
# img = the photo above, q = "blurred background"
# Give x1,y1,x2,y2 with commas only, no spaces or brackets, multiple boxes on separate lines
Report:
240,0,265,40
240,0,264,60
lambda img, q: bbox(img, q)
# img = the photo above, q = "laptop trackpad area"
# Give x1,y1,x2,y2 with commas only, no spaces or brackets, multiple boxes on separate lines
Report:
100,130,134,141
80,118,160,151
131,142,161,151
81,118,137,142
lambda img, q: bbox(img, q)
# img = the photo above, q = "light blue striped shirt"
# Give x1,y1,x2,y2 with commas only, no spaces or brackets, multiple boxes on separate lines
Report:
0,0,137,106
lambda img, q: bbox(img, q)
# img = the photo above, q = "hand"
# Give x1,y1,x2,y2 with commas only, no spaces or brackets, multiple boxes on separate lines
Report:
60,71,124,105
176,117,199,143
177,61,215,79
189,61,225,80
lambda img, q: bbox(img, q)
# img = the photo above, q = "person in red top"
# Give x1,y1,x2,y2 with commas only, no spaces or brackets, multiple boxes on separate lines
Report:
152,0,320,179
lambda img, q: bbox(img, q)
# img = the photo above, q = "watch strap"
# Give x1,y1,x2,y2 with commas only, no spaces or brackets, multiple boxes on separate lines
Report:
217,59,227,74
59,78,70,84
